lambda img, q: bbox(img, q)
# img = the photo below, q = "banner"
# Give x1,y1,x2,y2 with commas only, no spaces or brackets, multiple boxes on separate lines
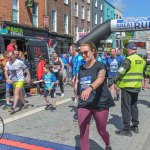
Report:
78,32,86,40
111,17,150,32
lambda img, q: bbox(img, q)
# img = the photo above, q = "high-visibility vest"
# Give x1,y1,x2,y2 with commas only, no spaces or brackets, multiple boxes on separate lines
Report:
145,65,150,76
117,54,146,88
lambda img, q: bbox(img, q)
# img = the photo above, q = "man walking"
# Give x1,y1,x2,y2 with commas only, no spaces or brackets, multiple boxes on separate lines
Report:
5,51,31,114
109,42,146,137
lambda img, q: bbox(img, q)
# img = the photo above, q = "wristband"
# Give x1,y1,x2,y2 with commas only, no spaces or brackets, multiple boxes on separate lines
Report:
89,85,94,90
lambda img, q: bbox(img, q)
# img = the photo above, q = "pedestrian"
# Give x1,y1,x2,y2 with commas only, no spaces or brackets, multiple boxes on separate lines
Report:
52,51,65,97
69,43,85,121
69,43,85,102
106,48,123,100
33,65,56,111
0,52,13,110
76,42,114,150
141,53,150,91
117,48,125,60
7,39,16,51
4,51,31,114
36,56,46,94
109,42,146,136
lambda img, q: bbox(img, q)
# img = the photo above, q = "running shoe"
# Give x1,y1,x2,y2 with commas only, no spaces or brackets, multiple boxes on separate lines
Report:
9,107,16,115
60,93,64,97
45,104,52,110
50,106,56,111
3,104,12,110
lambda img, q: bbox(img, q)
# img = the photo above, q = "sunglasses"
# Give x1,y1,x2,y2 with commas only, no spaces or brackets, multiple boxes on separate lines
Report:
80,51,89,56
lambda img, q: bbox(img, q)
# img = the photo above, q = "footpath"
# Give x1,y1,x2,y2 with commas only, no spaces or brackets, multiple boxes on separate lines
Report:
0,85,150,150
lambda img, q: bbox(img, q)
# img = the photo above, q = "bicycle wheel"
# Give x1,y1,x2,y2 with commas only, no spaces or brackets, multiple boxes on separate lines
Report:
0,116,4,139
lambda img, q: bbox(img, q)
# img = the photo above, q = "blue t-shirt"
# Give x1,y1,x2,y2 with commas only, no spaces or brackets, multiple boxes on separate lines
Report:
71,54,85,76
42,73,56,90
119,54,125,60
0,68,3,81
97,56,106,64
106,56,123,78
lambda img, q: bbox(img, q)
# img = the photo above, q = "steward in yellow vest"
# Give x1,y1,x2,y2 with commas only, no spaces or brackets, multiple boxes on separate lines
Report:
145,64,150,76
109,42,146,137
117,53,145,88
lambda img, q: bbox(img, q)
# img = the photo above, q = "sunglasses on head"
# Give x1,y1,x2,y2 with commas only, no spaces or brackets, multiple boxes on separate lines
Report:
80,51,89,56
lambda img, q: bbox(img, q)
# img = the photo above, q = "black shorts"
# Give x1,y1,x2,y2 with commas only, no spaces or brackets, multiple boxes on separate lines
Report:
43,89,55,98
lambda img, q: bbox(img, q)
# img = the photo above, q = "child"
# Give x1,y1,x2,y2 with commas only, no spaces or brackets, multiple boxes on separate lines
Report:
33,65,56,111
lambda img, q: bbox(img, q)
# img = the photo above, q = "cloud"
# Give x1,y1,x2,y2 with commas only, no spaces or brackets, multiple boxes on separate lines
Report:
110,0,128,11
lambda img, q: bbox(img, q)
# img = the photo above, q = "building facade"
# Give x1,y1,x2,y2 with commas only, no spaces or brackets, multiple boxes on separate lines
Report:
114,8,123,48
71,0,92,42
92,0,104,29
0,0,45,28
46,0,71,36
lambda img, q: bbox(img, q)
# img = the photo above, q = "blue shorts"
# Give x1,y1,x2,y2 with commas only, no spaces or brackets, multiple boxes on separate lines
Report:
6,82,14,89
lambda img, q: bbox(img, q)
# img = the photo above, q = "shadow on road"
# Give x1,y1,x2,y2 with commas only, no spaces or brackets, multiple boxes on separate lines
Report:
74,135,104,150
108,114,123,130
138,99,150,107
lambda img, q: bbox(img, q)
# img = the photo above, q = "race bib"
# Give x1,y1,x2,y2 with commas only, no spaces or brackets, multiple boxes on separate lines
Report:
80,76,91,91
44,78,51,84
110,59,118,72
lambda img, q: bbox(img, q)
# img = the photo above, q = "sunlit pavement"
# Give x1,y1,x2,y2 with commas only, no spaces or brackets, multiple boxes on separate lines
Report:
0,85,150,150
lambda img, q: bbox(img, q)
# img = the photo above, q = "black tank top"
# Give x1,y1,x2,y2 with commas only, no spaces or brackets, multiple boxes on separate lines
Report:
53,58,61,66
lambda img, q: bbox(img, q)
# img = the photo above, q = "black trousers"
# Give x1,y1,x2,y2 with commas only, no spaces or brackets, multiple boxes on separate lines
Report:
54,72,64,93
121,89,139,130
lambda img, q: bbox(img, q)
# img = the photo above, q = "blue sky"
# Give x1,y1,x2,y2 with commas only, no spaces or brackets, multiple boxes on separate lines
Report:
108,0,150,17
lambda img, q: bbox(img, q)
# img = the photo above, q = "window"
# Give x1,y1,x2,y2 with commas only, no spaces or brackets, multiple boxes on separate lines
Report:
51,10,57,32
116,14,119,19
100,16,103,24
95,13,97,24
81,27,84,32
81,6,85,19
32,3,38,27
12,0,19,23
87,28,90,33
87,0,90,3
74,26,78,42
100,4,103,11
95,0,97,7
87,9,90,21
74,2,78,17
107,8,110,17
64,14,68,34
64,0,68,5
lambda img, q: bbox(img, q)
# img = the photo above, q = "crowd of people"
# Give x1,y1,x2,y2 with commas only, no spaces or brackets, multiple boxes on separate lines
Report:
0,39,150,150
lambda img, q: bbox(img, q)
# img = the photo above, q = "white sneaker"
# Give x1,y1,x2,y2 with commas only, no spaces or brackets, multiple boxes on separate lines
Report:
74,99,78,103
61,93,64,97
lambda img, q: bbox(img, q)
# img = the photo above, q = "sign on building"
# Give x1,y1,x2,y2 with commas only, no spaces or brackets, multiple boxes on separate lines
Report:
78,32,86,40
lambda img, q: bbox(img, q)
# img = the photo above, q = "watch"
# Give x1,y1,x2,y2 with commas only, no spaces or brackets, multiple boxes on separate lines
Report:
89,85,94,90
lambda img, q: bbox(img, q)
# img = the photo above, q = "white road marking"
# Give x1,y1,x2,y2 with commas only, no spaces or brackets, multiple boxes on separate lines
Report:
3,98,72,124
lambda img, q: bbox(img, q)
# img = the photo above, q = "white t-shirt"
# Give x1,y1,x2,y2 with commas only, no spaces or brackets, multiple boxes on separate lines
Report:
5,59,27,82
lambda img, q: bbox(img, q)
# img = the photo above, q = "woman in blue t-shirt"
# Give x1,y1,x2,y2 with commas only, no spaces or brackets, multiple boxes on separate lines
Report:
33,65,56,111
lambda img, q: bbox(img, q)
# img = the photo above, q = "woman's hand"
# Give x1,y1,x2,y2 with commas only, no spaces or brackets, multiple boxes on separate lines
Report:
80,87,92,101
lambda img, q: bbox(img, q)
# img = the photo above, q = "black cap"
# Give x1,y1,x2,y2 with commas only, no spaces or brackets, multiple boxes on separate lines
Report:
126,42,137,50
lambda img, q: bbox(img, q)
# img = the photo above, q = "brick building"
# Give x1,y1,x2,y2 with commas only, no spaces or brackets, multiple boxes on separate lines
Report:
71,0,92,42
46,0,71,36
0,0,45,28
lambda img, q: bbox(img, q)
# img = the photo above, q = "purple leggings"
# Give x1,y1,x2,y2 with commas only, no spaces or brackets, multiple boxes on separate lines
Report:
78,108,110,150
